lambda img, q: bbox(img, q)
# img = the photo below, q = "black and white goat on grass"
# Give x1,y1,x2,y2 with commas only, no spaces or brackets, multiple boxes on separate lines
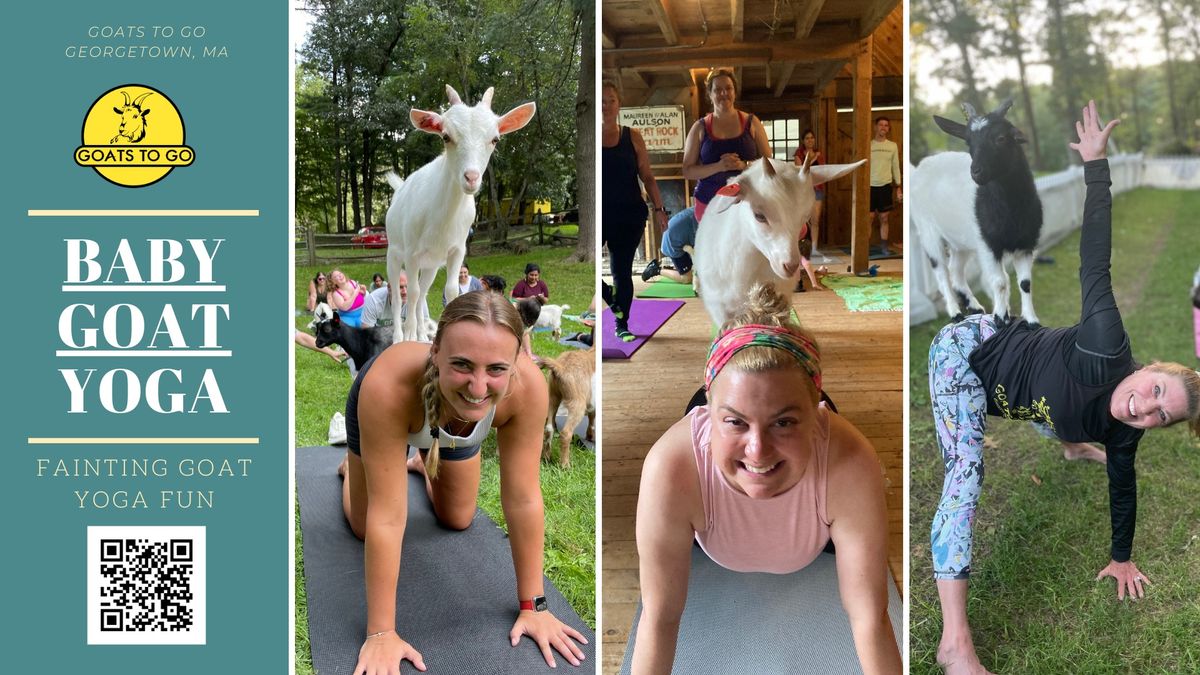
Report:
912,99,1043,326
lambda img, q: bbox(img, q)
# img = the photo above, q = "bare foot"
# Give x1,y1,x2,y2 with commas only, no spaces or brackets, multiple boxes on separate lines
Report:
406,452,427,476
406,451,435,500
937,641,995,675
337,453,349,478
1062,441,1106,464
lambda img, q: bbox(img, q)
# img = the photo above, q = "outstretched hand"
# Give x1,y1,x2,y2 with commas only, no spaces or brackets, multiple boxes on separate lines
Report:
1096,559,1151,601
510,609,588,668
353,630,427,675
1068,100,1120,162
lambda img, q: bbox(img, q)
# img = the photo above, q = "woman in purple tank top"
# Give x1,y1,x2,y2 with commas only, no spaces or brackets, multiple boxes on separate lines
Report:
631,284,900,674
682,69,772,222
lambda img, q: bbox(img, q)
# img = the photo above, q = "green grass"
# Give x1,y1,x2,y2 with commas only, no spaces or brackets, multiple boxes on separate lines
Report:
294,246,595,674
909,188,1200,673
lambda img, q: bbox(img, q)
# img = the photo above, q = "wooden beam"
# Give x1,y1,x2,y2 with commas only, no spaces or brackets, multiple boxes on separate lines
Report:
647,0,679,46
608,25,855,51
601,19,616,49
795,0,826,39
623,68,651,89
604,37,858,70
851,36,873,274
773,62,796,97
813,59,847,94
731,0,745,42
734,66,743,92
859,0,899,38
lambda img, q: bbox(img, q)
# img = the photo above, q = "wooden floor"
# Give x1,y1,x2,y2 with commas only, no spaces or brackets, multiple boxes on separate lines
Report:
600,259,905,674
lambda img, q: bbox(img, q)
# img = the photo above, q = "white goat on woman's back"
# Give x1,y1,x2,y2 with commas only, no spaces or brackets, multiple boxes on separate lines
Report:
386,85,536,342
694,155,864,327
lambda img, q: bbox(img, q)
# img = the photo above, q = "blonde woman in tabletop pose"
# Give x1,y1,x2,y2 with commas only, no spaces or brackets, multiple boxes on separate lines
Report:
339,291,587,674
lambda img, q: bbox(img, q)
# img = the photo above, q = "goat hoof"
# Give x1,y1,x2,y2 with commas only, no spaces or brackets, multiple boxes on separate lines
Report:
950,313,966,323
964,307,985,316
1026,321,1041,329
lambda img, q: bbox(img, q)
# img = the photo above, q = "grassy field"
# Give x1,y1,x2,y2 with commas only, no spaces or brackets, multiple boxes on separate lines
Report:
294,246,595,675
909,188,1200,673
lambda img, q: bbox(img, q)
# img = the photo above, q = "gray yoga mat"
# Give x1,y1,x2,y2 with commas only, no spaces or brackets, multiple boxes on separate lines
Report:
620,546,901,674
297,446,594,674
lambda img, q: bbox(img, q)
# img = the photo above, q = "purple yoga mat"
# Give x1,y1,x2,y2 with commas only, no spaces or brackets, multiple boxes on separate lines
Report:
601,299,685,359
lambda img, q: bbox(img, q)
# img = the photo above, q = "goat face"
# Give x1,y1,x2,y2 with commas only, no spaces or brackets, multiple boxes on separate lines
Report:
933,99,1028,186
111,90,152,143
409,85,537,195
309,303,342,349
719,158,865,280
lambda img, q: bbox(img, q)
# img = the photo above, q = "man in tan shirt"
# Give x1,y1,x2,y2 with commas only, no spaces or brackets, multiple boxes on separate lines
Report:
870,117,902,254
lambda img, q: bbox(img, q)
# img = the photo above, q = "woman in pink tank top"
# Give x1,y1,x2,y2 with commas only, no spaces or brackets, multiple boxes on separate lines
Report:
631,284,900,674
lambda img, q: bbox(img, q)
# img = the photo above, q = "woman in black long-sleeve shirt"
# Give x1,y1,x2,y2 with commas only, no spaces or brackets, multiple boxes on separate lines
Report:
927,101,1200,674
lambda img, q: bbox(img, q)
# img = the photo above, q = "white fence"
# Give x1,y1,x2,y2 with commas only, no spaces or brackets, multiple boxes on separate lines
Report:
909,154,1198,325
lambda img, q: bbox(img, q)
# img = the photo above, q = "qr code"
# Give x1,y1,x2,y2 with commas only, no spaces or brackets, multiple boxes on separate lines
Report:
87,526,206,645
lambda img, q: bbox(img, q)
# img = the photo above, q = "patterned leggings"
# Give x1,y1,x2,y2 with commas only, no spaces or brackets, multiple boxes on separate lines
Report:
928,314,997,580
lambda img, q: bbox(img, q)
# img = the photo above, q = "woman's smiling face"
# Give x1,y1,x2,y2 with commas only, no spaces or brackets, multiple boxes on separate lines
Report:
1109,368,1189,429
433,322,520,422
707,366,820,499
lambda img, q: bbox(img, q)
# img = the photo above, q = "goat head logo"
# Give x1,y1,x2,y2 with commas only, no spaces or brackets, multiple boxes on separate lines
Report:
75,84,195,188
110,90,152,144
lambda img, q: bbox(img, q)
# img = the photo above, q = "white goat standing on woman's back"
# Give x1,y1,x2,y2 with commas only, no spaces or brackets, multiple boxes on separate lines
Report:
694,155,865,327
912,99,1043,326
385,85,536,342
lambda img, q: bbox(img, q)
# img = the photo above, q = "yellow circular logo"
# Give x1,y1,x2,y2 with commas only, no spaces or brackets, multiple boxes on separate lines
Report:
75,84,194,188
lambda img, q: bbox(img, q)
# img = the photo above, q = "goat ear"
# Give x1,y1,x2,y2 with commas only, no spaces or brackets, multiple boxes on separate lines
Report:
809,159,866,185
113,107,123,115
498,102,537,135
715,179,752,214
761,157,776,178
445,85,463,106
141,108,150,118
411,109,444,134
933,115,968,140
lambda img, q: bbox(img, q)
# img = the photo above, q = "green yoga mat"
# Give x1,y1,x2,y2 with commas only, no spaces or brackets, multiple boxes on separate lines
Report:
636,278,696,298
822,275,903,312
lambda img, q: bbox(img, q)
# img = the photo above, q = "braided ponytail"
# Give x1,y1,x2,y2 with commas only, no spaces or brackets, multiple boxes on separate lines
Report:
420,355,444,479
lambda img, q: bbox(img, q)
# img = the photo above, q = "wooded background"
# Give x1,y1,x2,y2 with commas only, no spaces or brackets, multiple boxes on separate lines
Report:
295,0,595,261
911,0,1200,168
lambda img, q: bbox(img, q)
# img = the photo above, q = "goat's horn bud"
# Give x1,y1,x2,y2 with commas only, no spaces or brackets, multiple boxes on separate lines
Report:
960,102,978,120
445,85,463,106
995,98,1015,117
480,87,495,109
120,90,131,107
762,157,776,178
133,92,153,108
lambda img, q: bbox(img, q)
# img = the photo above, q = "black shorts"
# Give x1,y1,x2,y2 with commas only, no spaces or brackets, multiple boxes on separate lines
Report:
870,185,894,212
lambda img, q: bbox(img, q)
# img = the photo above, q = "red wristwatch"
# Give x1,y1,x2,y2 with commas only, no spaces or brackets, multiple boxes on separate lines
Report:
520,595,548,612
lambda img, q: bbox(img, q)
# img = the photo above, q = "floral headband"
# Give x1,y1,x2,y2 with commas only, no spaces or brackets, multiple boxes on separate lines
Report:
704,324,821,392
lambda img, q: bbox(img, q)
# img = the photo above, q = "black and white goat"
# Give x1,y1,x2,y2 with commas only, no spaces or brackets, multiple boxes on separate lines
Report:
912,99,1042,325
310,303,393,371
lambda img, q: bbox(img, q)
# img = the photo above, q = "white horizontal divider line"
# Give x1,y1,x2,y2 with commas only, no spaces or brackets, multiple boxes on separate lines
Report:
61,285,227,292
28,438,260,445
55,350,232,357
28,209,258,217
